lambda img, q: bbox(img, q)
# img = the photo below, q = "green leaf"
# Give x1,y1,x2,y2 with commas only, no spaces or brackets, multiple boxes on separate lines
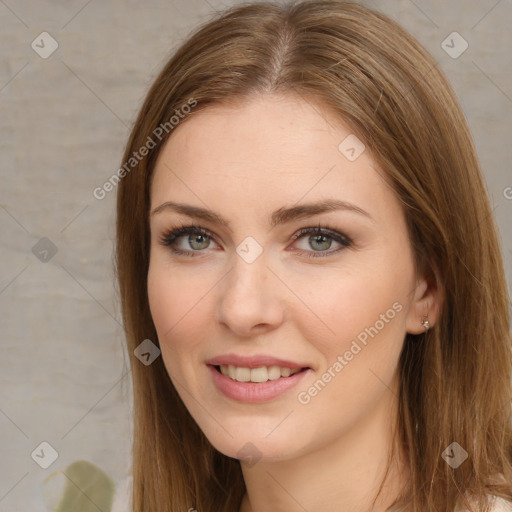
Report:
43,460,115,512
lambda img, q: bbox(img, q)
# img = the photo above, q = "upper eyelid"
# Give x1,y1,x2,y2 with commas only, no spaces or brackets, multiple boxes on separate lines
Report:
160,224,351,249
161,224,344,238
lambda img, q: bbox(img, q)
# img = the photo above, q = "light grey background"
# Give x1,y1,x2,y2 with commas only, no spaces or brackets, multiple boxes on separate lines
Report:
0,1,511,511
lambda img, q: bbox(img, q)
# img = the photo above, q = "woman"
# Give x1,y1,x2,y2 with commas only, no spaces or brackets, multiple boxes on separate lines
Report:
115,1,512,510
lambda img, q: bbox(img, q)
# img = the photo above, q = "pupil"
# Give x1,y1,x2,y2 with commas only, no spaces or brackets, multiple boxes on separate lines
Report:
190,234,209,250
311,234,331,251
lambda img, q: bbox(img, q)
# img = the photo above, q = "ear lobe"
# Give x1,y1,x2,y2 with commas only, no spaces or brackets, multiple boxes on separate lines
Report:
405,273,443,335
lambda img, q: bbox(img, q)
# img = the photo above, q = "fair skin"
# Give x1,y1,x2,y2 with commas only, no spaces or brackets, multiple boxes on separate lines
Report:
147,93,441,512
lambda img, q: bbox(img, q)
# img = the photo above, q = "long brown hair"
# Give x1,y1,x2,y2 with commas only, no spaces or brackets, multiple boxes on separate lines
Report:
115,1,512,510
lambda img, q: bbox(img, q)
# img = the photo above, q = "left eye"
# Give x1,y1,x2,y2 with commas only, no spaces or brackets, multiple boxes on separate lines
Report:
289,226,352,258
159,225,352,258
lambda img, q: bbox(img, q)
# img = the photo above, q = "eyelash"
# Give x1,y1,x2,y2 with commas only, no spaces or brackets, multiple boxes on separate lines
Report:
158,222,352,259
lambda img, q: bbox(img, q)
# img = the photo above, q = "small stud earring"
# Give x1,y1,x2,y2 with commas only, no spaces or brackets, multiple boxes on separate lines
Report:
421,315,430,331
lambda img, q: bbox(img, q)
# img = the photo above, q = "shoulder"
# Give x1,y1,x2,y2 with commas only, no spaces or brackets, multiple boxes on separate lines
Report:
108,479,512,512
110,475,133,512
455,495,512,512
490,496,512,512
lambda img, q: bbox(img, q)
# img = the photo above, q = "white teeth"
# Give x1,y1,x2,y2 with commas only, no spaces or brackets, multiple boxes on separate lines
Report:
235,367,251,382
218,364,302,383
268,366,281,380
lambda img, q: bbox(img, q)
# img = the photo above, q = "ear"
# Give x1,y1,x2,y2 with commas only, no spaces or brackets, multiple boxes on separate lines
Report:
405,272,443,335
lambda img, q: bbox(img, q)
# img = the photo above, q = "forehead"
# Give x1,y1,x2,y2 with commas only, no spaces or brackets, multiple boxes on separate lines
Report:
157,93,351,166
150,93,389,218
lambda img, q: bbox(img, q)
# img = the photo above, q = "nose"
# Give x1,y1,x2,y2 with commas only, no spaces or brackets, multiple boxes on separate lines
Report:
216,250,285,338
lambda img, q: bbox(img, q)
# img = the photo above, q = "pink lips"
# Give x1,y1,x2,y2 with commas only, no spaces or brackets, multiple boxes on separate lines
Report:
206,353,308,370
206,353,312,403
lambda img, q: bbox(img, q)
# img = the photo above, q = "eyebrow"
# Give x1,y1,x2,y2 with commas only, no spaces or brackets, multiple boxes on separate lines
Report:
151,199,373,228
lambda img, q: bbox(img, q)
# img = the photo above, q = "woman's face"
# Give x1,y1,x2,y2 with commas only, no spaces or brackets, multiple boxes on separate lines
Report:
147,93,430,462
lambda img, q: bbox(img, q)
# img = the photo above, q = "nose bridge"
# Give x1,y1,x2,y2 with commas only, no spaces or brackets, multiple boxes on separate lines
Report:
229,233,269,288
216,240,283,334
225,243,270,303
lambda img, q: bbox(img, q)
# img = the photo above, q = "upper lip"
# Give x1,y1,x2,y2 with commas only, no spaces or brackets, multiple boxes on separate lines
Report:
206,354,310,370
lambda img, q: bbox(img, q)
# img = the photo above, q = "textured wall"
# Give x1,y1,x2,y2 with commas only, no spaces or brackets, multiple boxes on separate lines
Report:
0,1,511,510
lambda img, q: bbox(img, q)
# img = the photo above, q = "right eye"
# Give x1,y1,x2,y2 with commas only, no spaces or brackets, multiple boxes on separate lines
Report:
159,225,219,257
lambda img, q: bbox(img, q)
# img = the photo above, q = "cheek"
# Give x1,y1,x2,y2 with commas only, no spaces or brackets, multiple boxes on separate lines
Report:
296,261,410,367
147,266,176,335
294,273,408,419
147,262,207,360
147,266,212,397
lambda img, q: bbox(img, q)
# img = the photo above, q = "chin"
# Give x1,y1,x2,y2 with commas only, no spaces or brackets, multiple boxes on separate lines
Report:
200,422,303,464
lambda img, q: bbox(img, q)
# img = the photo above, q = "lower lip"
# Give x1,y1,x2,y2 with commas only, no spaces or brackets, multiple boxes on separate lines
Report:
208,365,311,403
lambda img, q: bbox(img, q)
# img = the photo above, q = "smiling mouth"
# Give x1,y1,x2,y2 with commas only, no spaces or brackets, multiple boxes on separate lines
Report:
212,364,310,383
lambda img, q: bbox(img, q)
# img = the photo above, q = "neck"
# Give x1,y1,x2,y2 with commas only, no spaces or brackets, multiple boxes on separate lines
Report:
239,381,410,512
